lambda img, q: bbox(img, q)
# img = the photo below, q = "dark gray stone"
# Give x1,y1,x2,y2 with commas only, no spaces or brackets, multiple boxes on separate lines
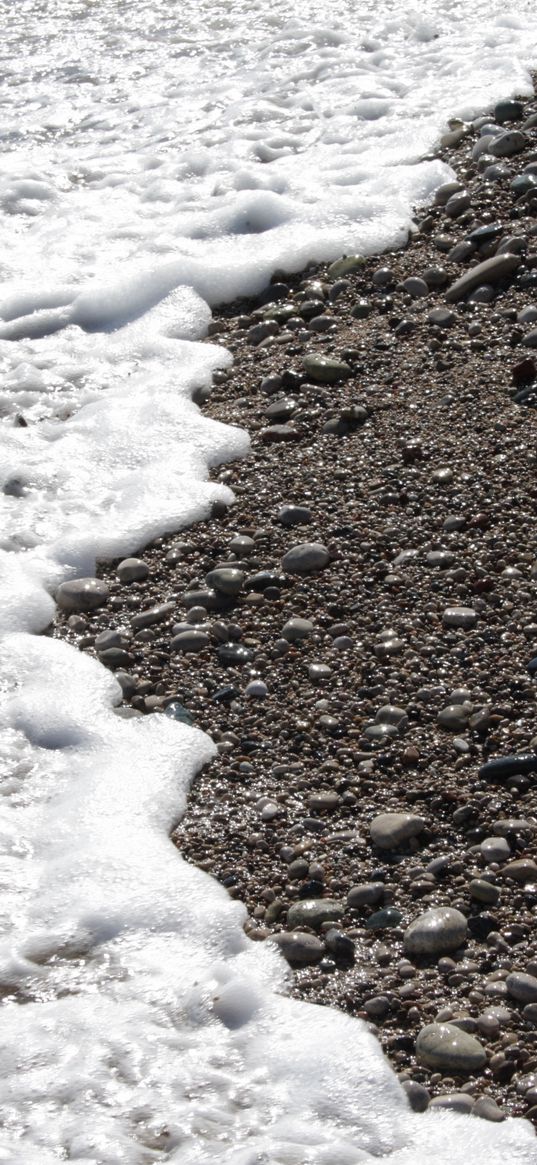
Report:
445,254,521,303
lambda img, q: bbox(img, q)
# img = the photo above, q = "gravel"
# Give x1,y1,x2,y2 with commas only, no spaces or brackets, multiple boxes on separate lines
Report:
53,79,537,1128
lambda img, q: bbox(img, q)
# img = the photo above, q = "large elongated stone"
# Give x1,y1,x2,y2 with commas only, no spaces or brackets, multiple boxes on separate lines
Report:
479,754,537,781
445,253,521,303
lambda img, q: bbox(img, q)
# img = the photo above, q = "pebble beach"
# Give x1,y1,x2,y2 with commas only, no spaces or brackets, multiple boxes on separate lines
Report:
53,84,537,1130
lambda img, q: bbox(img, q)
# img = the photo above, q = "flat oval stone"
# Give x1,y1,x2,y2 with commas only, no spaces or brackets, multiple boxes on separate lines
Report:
327,255,365,279
370,812,425,850
479,754,537,781
365,907,403,930
501,859,537,883
416,1023,486,1072
281,543,329,572
347,882,385,909
170,630,210,654
131,601,175,630
308,662,332,682
217,643,254,666
480,836,510,864
437,704,470,731
404,908,468,956
401,276,428,297
445,253,521,303
282,617,314,642
55,578,109,612
287,899,343,929
205,568,244,596
245,571,286,591
116,557,150,582
469,879,500,905
374,704,408,730
277,504,312,527
302,354,351,383
505,972,537,1003
245,680,268,698
269,931,324,964
428,307,456,328
442,606,477,629
98,647,131,668
494,99,524,124
429,1093,474,1114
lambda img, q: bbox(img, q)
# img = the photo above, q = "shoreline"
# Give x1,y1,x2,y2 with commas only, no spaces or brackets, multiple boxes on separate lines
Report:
55,85,537,1124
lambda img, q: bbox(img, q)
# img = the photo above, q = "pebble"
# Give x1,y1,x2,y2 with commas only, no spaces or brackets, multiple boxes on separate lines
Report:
445,254,521,302
427,307,456,328
99,647,130,668
489,129,527,157
116,557,150,582
164,701,194,725
374,704,408,730
170,630,210,653
270,931,325,964
287,899,343,929
370,812,426,850
404,908,468,956
347,882,385,908
401,277,428,297
442,606,477,629
437,705,470,731
327,255,364,278
308,663,332,682
302,354,351,383
401,1080,430,1112
277,504,312,526
501,859,537,882
366,907,403,930
55,578,109,612
505,973,537,1004
205,568,244,596
228,534,255,556
479,754,537,781
480,836,510,864
445,192,472,218
131,602,175,630
216,643,254,665
281,543,330,572
416,1022,487,1073
434,181,465,205
471,1096,505,1122
282,617,314,642
429,1092,474,1114
324,929,355,960
245,680,268,698
494,99,524,123
469,879,501,905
